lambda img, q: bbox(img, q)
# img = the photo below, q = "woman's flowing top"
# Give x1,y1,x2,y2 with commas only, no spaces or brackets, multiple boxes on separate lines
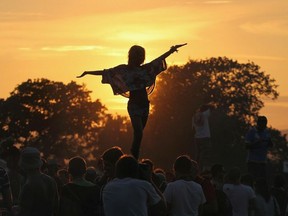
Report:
102,58,167,97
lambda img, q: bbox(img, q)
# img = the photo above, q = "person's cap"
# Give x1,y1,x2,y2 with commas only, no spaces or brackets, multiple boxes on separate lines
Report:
19,147,43,170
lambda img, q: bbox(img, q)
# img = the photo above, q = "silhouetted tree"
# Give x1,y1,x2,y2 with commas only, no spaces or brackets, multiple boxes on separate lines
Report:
144,57,280,169
97,113,132,155
0,79,127,161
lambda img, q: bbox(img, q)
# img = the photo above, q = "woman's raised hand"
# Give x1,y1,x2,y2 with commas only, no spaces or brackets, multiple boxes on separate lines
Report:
170,43,187,53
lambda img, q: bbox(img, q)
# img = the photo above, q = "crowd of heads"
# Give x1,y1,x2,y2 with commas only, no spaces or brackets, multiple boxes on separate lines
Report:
0,127,287,216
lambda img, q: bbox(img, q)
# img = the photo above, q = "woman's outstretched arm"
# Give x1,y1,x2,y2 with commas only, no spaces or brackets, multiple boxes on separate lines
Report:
154,43,187,61
77,70,104,78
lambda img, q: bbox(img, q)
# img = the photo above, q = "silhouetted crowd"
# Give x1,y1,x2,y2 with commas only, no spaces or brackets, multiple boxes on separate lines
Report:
0,143,287,216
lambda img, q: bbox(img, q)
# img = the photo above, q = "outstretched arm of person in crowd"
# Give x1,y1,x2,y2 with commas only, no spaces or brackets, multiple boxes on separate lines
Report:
153,43,187,61
77,70,104,78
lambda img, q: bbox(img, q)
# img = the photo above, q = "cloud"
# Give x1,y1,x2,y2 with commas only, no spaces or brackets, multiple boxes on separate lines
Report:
240,20,288,36
231,54,287,62
41,45,104,52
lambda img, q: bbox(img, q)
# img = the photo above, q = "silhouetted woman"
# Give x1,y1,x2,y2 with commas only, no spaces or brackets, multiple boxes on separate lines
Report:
77,43,187,159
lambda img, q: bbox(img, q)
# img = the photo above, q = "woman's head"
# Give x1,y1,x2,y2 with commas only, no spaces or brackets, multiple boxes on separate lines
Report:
128,45,145,67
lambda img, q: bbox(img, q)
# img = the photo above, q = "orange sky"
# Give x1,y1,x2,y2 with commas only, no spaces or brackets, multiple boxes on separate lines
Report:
1,0,288,130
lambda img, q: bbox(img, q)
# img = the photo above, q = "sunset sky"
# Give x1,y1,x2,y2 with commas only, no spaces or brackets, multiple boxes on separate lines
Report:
1,0,287,130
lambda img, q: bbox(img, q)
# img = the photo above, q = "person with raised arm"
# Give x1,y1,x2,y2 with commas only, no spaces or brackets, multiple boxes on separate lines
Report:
77,43,187,160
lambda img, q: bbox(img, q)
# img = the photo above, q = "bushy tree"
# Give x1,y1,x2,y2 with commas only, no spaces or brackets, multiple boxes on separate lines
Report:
145,57,280,169
0,79,122,161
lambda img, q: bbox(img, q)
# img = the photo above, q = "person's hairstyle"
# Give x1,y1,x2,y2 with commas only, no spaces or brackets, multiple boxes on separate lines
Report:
115,155,139,179
102,146,124,165
154,168,165,175
173,155,192,175
128,45,145,67
141,158,154,171
68,156,87,178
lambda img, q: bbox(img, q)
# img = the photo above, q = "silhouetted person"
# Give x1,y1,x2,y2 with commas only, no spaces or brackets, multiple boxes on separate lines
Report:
254,178,280,216
3,145,24,206
271,174,288,216
77,43,187,160
103,155,167,216
0,166,13,215
18,147,59,216
210,164,232,216
85,166,98,183
47,159,63,195
192,103,215,171
245,116,273,181
57,168,69,194
223,167,256,216
164,155,206,216
141,158,166,192
94,146,124,216
191,159,218,216
95,146,124,188
58,156,100,216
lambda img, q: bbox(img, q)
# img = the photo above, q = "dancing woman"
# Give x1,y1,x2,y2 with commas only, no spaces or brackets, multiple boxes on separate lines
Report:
77,43,187,159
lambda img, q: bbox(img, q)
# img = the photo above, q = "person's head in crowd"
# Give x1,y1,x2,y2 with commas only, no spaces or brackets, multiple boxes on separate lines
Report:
257,116,268,131
19,147,43,173
226,167,241,184
141,158,154,172
140,158,155,180
47,159,60,177
211,163,225,189
57,169,69,185
154,168,165,175
101,146,124,178
211,164,225,181
68,156,87,179
85,166,98,183
174,155,193,179
115,155,139,179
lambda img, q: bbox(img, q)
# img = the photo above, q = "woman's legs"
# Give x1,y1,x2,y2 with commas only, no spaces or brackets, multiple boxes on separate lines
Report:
130,114,148,160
